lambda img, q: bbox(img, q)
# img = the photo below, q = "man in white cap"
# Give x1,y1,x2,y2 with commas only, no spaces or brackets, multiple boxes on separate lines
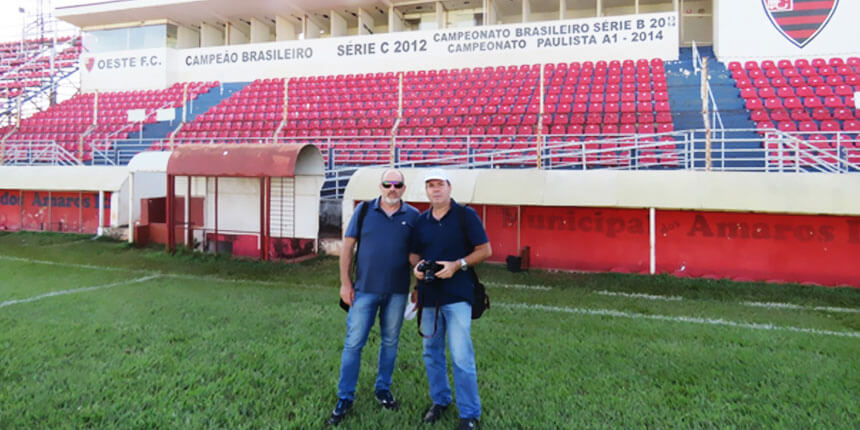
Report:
410,168,492,430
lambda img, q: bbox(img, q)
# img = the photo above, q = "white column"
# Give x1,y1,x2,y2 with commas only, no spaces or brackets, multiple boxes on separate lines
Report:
97,190,104,236
484,0,498,25
358,8,375,35
388,6,405,32
330,11,347,37
523,0,531,23
250,17,273,43
275,16,298,41
305,16,321,39
649,208,656,275
596,0,603,17
435,2,445,29
559,0,566,20
128,173,134,243
200,22,224,47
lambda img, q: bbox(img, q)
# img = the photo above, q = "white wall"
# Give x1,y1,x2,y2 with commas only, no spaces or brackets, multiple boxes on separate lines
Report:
205,177,261,234
80,12,679,91
130,172,166,226
294,175,324,239
81,48,169,92
714,0,860,61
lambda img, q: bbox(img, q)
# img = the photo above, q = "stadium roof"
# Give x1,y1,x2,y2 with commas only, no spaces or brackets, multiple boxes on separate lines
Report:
166,144,323,178
55,0,489,29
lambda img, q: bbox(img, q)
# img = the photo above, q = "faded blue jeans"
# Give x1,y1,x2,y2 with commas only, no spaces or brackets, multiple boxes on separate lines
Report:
336,291,408,401
422,301,481,419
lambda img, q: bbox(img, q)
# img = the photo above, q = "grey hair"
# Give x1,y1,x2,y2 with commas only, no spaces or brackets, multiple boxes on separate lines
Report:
380,168,405,183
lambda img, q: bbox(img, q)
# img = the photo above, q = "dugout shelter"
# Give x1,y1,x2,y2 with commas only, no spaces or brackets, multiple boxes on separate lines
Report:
165,144,324,260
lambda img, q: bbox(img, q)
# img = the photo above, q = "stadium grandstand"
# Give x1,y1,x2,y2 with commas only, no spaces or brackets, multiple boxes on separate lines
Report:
0,0,858,286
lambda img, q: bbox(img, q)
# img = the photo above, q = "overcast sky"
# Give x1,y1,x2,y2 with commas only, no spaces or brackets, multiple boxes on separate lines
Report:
0,0,81,43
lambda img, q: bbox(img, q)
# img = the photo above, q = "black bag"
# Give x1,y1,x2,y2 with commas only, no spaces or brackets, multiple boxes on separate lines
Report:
457,203,489,320
339,199,372,312
471,277,489,319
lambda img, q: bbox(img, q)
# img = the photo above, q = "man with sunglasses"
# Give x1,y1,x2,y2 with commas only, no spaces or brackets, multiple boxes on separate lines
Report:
327,168,419,426
410,168,492,430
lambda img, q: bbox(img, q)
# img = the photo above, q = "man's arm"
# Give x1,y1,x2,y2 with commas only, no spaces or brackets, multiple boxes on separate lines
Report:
410,252,424,280
339,237,357,305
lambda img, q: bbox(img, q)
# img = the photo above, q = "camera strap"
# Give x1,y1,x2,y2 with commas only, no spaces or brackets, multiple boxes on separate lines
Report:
416,293,440,339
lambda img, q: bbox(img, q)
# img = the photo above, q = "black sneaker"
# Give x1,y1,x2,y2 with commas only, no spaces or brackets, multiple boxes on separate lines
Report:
375,389,399,410
326,398,353,426
457,418,479,430
422,403,449,423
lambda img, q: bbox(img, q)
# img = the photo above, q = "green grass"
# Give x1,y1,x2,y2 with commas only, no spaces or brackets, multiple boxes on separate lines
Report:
0,231,858,428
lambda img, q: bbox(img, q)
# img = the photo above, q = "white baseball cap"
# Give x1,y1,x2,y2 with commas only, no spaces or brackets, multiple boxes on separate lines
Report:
424,168,450,183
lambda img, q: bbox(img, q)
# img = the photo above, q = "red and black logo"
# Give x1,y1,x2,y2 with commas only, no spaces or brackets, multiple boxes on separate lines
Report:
762,0,839,48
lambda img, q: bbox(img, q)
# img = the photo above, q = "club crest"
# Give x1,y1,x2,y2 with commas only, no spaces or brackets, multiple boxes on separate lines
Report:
762,0,839,48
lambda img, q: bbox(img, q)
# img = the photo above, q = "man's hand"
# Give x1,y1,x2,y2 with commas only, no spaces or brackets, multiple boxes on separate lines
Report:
340,281,355,306
413,260,426,280
434,261,460,280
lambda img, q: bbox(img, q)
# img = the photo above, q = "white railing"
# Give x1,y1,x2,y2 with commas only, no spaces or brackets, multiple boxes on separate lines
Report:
1,140,79,166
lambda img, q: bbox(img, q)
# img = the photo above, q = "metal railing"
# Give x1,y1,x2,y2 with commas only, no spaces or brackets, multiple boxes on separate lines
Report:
3,130,858,196
1,140,79,166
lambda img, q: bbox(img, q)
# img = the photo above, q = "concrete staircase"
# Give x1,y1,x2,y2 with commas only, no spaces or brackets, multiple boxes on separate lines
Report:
665,47,763,170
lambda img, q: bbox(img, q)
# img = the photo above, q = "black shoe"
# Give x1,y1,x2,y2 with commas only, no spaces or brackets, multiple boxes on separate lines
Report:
422,403,449,423
375,389,399,410
457,418,479,430
326,398,353,426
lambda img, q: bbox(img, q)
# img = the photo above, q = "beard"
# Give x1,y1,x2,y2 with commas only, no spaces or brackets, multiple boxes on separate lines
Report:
382,196,400,206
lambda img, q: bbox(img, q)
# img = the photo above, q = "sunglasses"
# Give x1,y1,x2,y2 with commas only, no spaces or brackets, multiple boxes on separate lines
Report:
381,181,404,189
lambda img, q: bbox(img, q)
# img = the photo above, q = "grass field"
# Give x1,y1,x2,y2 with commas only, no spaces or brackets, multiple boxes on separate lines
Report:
0,231,858,429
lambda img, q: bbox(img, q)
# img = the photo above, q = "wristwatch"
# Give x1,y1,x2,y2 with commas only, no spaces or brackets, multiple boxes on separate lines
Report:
459,258,468,271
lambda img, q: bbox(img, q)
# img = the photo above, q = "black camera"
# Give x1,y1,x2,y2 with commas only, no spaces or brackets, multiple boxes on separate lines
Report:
417,261,444,282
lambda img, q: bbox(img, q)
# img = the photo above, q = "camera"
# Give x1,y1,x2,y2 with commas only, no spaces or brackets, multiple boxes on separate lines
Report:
417,261,444,282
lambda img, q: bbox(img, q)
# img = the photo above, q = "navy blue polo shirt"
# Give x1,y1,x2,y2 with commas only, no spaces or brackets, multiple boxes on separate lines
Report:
411,200,489,307
345,197,419,295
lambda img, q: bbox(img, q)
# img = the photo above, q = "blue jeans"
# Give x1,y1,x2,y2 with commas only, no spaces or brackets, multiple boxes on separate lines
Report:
337,291,408,401
422,301,481,419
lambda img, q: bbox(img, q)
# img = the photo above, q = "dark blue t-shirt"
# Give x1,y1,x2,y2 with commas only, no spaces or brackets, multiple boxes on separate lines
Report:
411,200,489,307
345,198,419,295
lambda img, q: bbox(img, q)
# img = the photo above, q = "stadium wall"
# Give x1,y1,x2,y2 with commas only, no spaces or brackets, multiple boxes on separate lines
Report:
0,166,128,234
344,168,860,287
714,0,860,61
80,12,679,91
